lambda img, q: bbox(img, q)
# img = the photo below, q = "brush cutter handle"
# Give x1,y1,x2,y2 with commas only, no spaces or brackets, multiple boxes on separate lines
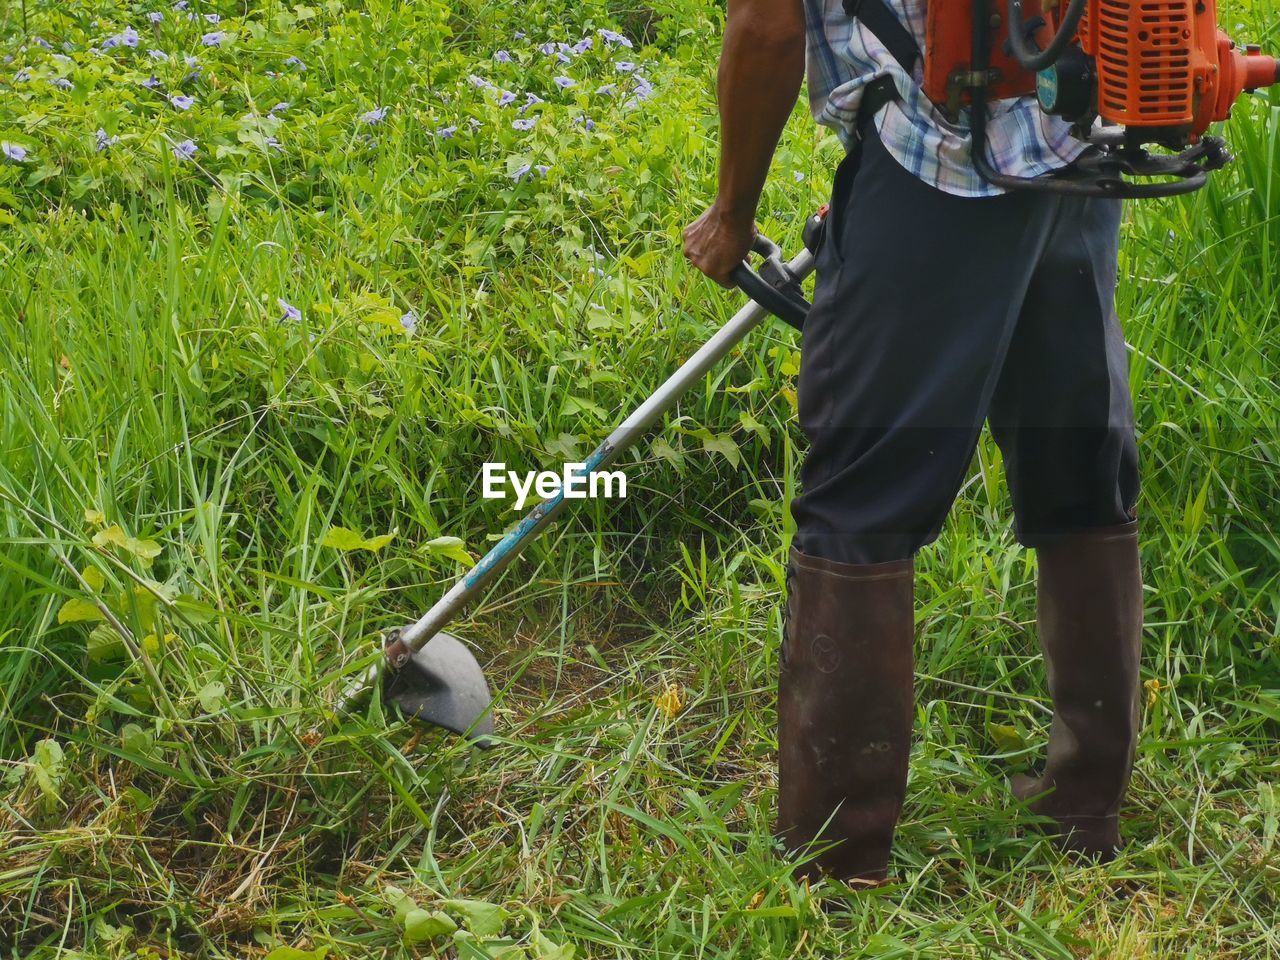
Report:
730,233,812,331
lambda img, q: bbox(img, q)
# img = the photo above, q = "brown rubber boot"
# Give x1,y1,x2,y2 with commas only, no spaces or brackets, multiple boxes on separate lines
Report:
776,546,914,884
1012,521,1143,860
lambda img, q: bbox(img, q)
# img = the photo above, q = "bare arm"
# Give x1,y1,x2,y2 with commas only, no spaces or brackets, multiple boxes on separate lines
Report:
683,0,807,287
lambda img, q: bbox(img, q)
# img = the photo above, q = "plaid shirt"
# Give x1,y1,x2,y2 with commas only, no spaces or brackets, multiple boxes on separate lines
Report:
804,0,1087,197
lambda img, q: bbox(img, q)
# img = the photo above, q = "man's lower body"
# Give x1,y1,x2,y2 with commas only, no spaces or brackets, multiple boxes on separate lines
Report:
777,124,1143,882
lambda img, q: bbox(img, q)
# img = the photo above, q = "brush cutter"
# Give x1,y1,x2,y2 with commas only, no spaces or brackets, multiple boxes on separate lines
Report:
335,211,826,740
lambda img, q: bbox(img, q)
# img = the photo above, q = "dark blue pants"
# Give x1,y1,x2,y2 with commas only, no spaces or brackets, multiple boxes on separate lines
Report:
792,127,1139,565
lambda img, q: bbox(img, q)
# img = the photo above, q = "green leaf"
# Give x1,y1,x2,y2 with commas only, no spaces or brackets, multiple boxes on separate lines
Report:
650,437,684,474
563,395,606,420
738,410,771,446
322,526,397,553
30,739,65,808
404,908,457,943
264,947,329,960
700,432,741,468
987,722,1027,754
545,433,581,461
423,536,473,565
362,532,396,552
86,624,125,662
384,885,418,923
443,898,508,937
533,932,575,960
34,738,63,771
92,525,162,561
58,598,105,625
321,526,367,551
768,346,801,377
119,723,153,758
81,566,106,592
197,681,227,713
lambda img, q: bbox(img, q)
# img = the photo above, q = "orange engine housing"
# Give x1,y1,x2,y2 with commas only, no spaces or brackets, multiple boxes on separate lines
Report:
1049,0,1278,139
923,0,1278,141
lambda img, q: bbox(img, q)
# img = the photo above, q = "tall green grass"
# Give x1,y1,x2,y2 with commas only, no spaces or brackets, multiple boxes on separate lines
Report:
1,0,1277,957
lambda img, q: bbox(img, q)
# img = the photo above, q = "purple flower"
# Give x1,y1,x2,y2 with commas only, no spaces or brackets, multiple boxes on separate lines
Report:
467,74,492,90
400,311,418,334
172,0,188,9
141,74,162,88
14,69,30,82
201,30,225,46
520,92,544,112
599,29,633,48
575,114,596,131
32,36,52,49
148,11,164,22
285,55,306,70
498,89,516,107
615,61,636,73
793,171,805,182
95,128,119,151
514,31,527,40
172,138,197,160
102,27,139,50
538,42,555,56
512,118,536,131
149,48,169,61
633,76,654,100
572,37,592,53
266,137,284,152
435,125,457,138
595,83,616,96
2,142,28,162
184,54,198,67
278,298,301,322
555,52,571,64
52,78,74,90
511,163,550,182
204,13,220,23
493,49,512,62
360,106,388,124
170,93,195,110
269,101,291,114
554,75,575,88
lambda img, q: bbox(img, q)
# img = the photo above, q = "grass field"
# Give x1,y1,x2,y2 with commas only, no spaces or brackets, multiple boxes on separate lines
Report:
2,1,1278,957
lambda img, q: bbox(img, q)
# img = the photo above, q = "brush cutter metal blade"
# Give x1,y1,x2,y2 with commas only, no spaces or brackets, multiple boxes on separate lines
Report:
381,632,494,742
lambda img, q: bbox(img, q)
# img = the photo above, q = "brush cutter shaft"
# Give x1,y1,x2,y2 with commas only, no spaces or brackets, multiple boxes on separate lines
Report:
396,246,816,654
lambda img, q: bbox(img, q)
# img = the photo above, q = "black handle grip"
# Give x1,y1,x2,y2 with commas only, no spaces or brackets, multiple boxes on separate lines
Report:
730,232,812,331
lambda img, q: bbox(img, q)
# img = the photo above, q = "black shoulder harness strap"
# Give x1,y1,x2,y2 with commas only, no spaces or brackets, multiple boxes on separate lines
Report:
840,0,922,126
842,0,922,76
